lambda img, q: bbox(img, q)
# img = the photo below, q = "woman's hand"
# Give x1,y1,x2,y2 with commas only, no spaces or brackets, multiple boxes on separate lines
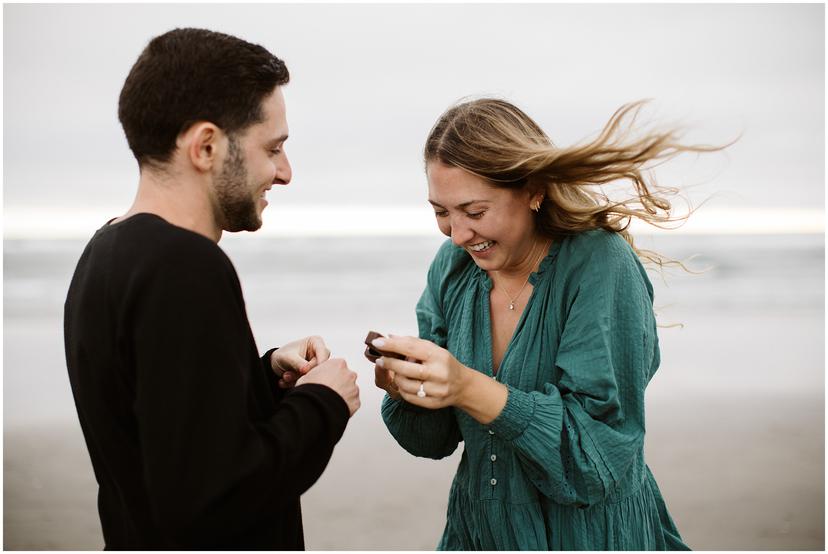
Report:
374,363,401,400
372,335,471,409
373,335,508,423
270,335,331,389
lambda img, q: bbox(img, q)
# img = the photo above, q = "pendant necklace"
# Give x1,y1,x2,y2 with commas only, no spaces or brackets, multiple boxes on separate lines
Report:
496,239,548,311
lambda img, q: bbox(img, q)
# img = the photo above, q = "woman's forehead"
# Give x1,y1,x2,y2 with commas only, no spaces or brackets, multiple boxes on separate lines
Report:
427,171,524,208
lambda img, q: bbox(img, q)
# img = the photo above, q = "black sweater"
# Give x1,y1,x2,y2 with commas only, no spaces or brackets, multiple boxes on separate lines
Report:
63,213,349,550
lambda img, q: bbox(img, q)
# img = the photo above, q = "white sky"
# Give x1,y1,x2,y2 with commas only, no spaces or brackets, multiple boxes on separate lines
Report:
3,3,825,237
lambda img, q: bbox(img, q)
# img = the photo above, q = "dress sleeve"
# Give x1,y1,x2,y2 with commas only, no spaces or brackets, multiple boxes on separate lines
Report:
130,244,349,543
380,245,462,460
489,238,655,507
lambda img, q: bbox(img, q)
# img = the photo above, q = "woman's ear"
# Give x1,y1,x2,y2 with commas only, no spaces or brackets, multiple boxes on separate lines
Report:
530,191,544,212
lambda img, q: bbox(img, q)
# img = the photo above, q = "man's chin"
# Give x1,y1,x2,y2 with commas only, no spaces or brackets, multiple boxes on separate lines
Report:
228,222,263,233
223,212,263,233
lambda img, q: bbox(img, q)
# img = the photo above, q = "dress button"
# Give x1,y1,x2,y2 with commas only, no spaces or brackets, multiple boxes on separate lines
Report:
490,478,497,486
488,429,494,435
490,454,497,462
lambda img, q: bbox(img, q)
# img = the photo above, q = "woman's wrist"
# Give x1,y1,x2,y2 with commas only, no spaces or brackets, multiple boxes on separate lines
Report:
451,363,473,407
455,366,509,424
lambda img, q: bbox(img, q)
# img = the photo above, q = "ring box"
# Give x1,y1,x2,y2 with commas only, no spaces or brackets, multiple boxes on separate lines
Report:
364,331,406,364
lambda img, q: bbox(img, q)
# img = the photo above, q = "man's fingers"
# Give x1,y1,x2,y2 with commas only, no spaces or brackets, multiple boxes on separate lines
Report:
306,336,331,364
276,353,308,372
300,357,317,374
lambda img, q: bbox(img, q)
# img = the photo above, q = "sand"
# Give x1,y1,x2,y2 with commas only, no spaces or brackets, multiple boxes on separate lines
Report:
4,386,823,550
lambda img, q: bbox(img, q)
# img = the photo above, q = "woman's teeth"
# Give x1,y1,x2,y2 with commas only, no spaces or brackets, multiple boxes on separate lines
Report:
470,240,494,252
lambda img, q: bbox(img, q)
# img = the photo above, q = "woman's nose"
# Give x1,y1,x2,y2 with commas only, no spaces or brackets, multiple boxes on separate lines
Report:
450,221,473,246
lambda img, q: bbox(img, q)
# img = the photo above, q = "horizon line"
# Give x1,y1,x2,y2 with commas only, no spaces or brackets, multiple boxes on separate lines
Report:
3,205,825,240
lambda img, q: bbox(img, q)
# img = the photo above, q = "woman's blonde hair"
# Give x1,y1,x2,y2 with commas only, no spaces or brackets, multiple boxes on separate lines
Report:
424,98,727,268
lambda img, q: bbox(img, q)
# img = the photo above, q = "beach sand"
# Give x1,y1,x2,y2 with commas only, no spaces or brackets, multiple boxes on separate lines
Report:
4,234,824,550
3,379,824,550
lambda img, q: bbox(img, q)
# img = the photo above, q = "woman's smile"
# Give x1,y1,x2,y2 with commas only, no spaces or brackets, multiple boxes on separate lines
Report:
468,240,496,256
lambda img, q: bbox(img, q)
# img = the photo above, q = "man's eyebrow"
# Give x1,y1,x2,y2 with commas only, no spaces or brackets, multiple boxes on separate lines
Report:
428,199,491,209
266,134,289,147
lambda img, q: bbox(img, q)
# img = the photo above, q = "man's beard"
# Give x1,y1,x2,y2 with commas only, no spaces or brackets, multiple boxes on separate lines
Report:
214,137,262,233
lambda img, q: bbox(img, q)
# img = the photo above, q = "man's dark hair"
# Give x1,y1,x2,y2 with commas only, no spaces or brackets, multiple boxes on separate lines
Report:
118,28,289,167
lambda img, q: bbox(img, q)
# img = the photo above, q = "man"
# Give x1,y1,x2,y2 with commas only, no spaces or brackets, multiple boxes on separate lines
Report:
63,28,360,550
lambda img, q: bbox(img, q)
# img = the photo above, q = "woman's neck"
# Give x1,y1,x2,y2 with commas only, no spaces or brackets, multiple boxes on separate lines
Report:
491,236,550,284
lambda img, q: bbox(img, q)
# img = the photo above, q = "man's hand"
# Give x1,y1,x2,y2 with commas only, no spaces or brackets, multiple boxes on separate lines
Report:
297,358,361,416
270,336,331,389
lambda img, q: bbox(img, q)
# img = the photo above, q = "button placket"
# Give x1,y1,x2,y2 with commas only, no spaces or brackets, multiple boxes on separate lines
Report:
487,427,498,492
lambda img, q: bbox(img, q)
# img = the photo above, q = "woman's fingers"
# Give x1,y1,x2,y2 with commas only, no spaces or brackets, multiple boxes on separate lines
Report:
374,365,395,387
395,373,446,399
378,355,431,381
394,373,421,395
371,335,433,361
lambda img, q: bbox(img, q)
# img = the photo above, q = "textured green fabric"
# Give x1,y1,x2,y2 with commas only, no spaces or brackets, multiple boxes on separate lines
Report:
382,229,690,550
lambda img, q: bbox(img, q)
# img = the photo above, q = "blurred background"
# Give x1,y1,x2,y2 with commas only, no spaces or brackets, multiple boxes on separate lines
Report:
3,3,824,550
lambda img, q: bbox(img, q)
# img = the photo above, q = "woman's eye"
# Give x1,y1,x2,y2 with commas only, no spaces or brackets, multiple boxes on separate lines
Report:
434,211,449,218
467,212,485,219
270,149,282,156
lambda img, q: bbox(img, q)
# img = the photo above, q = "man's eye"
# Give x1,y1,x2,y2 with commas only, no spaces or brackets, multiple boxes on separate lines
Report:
434,211,449,218
270,148,282,156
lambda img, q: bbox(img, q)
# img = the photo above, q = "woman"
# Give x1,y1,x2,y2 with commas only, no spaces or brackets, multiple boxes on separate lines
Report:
372,99,720,550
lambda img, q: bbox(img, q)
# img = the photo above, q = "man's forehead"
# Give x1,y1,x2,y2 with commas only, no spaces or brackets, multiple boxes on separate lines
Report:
246,90,288,140
262,87,286,117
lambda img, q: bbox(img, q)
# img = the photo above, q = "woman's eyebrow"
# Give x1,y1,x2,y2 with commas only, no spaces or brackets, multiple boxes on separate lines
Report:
428,199,491,209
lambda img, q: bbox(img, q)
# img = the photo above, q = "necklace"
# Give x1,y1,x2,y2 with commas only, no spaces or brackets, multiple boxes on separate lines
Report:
495,239,548,310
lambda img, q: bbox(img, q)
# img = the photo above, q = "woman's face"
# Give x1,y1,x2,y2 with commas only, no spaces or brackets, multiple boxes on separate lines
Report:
426,161,543,273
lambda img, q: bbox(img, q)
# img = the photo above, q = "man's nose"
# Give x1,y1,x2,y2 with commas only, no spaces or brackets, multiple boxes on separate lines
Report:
273,155,292,186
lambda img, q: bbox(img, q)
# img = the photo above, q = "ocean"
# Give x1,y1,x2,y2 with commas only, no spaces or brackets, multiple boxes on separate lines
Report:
3,233,824,549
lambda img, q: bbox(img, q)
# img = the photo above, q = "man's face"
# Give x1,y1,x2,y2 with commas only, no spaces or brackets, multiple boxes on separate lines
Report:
213,87,291,232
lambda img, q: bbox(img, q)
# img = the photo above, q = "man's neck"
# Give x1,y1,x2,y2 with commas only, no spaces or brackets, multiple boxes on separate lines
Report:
116,168,223,242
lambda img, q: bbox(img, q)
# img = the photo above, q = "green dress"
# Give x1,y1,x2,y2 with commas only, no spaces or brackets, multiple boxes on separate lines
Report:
381,229,689,550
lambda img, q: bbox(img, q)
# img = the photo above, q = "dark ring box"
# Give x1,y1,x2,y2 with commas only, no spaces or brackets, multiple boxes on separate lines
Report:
364,331,406,364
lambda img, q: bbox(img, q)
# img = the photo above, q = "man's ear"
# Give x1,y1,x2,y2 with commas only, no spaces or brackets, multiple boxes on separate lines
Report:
177,122,223,172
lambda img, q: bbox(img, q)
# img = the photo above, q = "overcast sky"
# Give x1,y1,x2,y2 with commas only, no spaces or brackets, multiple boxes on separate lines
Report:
3,3,824,237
